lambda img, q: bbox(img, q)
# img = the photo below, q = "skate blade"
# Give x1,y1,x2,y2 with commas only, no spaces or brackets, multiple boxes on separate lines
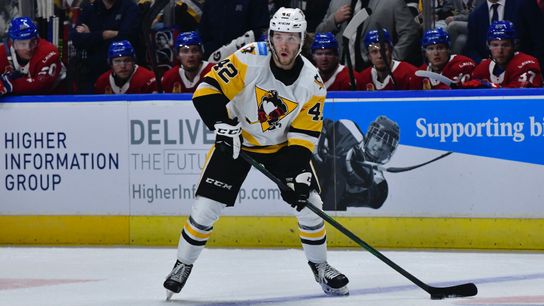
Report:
165,289,174,301
322,284,349,296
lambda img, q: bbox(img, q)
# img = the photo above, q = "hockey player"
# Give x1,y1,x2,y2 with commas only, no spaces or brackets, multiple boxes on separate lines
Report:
314,116,399,211
161,31,214,93
94,40,157,94
470,20,543,88
0,17,66,95
356,29,422,91
418,28,476,89
163,7,349,299
311,32,357,91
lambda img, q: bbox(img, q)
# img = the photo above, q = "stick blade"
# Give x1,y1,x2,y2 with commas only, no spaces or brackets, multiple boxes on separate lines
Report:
429,283,478,300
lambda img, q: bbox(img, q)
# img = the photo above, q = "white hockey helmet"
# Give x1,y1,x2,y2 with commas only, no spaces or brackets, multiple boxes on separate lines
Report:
268,7,307,56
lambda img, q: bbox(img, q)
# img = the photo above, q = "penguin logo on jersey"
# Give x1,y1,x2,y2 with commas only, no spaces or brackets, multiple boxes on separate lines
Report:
314,74,324,90
241,45,256,55
246,87,298,131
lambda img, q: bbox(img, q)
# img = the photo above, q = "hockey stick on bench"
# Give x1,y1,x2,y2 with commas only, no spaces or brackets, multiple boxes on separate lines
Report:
239,150,477,300
415,70,458,87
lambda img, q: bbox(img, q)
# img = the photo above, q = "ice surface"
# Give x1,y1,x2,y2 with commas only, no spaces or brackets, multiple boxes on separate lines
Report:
1,247,543,306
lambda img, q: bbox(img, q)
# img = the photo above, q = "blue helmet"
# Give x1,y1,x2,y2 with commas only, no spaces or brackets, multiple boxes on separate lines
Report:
487,20,516,42
175,31,202,51
422,28,450,48
108,40,135,63
311,32,338,53
8,17,39,40
364,29,392,49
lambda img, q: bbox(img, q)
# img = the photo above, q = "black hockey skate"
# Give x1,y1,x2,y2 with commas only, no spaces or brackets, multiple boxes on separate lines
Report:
308,261,349,296
163,260,193,300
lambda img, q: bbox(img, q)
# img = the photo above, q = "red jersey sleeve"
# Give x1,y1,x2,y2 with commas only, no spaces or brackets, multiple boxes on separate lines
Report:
161,66,180,93
355,68,373,90
94,71,112,94
471,60,491,82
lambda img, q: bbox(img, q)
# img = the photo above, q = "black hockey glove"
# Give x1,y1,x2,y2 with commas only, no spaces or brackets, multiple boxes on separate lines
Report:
214,118,242,159
346,146,374,187
281,171,312,211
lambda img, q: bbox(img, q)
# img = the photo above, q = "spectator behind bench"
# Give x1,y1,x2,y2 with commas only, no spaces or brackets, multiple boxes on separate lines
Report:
442,0,485,54
70,0,141,94
0,17,66,96
315,0,421,71
199,0,269,61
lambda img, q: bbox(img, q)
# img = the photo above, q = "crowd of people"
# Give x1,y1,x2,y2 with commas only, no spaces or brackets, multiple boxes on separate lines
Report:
1,0,543,97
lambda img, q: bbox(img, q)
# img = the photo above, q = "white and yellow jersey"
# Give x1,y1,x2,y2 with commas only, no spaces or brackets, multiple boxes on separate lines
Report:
193,42,326,154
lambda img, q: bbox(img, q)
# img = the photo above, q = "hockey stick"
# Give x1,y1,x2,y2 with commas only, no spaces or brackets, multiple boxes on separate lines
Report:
365,151,453,173
415,70,458,87
342,8,370,90
142,0,170,93
2,38,15,68
239,150,477,300
341,39,357,91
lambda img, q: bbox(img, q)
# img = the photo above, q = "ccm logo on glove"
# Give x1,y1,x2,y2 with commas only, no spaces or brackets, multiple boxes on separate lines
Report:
216,127,242,135
214,118,243,159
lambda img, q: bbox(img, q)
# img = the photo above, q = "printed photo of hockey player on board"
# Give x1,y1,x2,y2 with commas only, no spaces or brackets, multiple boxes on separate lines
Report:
314,115,452,211
313,116,399,211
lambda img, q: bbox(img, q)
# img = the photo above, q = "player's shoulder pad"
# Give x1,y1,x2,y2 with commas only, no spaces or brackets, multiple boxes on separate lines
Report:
477,58,492,66
450,54,476,69
512,52,540,70
233,42,270,67
451,54,475,64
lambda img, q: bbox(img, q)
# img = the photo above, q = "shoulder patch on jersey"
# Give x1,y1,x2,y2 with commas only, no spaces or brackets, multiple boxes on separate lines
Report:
257,42,268,56
240,45,256,55
313,73,324,90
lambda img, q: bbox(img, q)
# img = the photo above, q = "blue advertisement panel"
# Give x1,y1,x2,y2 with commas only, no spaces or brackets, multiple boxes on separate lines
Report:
328,90,544,165
1,90,543,218
313,89,544,216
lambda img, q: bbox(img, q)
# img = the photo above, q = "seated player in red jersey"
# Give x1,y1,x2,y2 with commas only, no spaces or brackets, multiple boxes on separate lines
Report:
0,17,66,95
311,32,358,91
356,29,422,91
418,28,476,89
471,20,543,88
94,40,157,94
161,31,214,93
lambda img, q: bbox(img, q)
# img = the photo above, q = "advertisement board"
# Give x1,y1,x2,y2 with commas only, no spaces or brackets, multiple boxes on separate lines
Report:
1,90,543,218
